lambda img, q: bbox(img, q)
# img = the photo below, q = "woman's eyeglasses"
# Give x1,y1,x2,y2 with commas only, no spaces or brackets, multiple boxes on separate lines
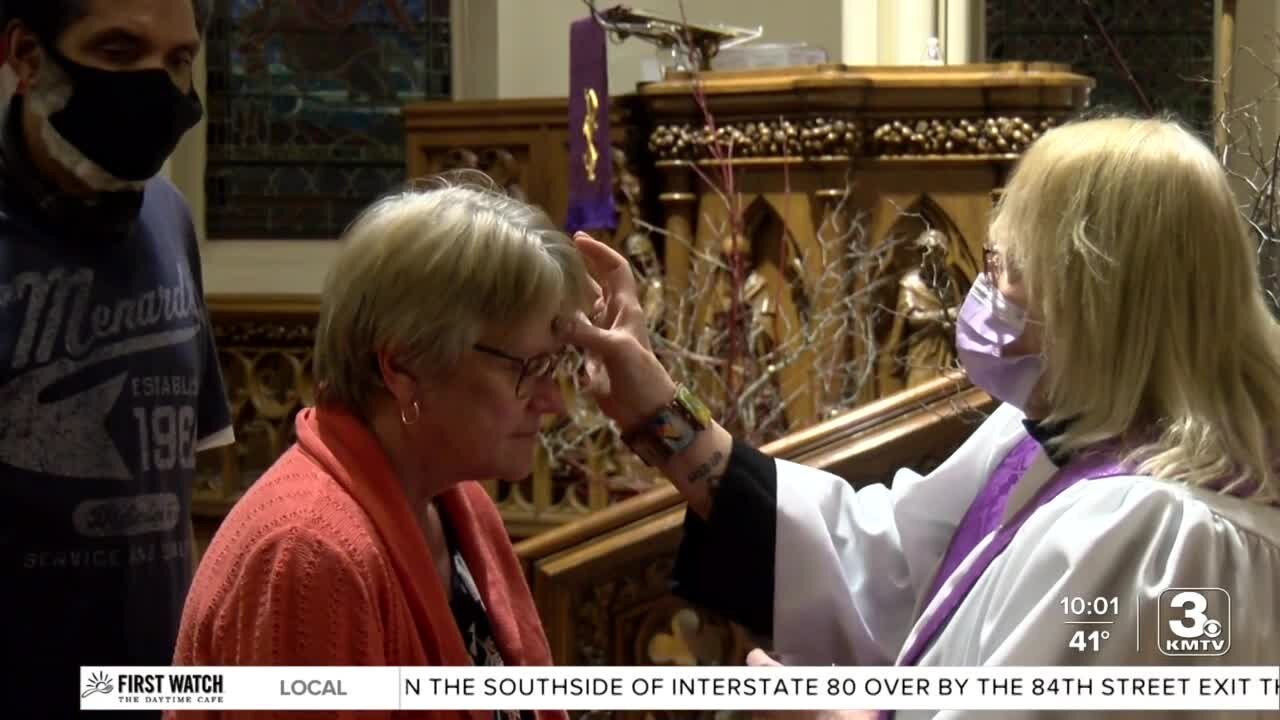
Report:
473,343,580,398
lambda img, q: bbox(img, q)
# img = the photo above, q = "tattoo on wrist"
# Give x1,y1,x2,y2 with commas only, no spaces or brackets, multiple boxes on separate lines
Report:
687,450,725,487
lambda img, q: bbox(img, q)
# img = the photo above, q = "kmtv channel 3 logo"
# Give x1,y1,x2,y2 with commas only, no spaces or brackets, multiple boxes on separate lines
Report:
1158,588,1231,656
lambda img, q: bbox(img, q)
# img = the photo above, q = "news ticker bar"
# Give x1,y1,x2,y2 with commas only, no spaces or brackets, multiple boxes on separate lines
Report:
80,666,1280,711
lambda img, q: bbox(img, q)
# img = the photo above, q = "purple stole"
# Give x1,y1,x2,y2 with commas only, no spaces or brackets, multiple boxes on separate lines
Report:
566,15,617,233
878,437,1128,718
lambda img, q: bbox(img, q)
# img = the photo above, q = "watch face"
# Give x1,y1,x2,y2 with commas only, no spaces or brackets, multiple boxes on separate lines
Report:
622,386,711,467
653,408,696,450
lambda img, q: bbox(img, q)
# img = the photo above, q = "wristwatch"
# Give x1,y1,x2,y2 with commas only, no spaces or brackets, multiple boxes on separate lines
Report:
621,384,712,466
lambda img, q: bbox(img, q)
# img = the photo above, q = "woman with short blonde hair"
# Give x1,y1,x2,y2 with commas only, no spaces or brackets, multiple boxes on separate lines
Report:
174,181,587,720
570,115,1280,718
314,182,588,415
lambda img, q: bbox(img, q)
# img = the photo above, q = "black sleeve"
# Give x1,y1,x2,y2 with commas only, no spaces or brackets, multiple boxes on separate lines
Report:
670,438,778,638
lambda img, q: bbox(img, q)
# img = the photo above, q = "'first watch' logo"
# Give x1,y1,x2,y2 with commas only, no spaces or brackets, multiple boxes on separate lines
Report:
82,672,115,698
1159,587,1231,656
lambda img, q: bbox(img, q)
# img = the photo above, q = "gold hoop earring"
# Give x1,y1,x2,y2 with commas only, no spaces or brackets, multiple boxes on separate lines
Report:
400,399,421,426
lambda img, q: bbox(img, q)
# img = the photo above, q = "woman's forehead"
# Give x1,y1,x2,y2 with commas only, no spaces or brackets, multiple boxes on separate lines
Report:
498,305,569,351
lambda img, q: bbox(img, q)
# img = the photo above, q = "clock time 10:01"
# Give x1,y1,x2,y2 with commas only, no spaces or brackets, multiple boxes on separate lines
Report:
1060,596,1119,616
1060,596,1119,654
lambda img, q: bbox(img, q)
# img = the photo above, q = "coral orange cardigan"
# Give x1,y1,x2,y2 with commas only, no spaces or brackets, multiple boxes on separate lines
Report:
170,406,564,720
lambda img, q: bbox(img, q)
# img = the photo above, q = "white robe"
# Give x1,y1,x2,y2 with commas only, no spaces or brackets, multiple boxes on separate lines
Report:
771,403,1280,719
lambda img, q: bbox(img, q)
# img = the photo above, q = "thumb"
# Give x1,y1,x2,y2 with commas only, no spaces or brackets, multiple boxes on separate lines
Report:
568,313,615,395
568,312,615,356
746,648,782,667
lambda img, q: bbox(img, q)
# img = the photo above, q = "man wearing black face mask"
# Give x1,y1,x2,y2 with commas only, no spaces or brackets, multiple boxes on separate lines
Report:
0,1,232,716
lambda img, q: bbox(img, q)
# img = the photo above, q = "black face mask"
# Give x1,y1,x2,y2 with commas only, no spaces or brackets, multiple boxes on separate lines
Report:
41,44,203,181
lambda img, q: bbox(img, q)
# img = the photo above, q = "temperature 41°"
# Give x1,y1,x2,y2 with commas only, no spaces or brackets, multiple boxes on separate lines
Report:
1069,629,1110,652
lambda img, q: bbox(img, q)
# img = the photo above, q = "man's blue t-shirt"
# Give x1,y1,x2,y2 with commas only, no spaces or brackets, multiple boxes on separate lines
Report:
0,177,233,711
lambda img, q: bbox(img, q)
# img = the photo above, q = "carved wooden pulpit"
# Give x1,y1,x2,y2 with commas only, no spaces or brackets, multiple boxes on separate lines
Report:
634,63,1090,443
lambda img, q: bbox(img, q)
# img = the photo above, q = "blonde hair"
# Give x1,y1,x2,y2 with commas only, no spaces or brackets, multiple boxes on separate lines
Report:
313,178,589,414
990,116,1280,503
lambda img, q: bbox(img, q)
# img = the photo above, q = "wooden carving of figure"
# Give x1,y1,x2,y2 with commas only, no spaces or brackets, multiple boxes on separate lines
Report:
602,146,643,251
889,228,964,388
613,146,642,213
624,232,666,330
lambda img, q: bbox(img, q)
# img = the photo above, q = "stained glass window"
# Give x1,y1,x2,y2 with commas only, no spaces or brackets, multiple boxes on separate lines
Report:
205,0,451,239
985,1,1215,132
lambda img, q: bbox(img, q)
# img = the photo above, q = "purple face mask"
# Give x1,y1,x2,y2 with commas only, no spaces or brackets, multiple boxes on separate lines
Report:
955,273,1042,410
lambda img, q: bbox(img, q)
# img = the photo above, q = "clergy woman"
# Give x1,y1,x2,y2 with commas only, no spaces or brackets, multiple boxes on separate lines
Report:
570,116,1280,719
